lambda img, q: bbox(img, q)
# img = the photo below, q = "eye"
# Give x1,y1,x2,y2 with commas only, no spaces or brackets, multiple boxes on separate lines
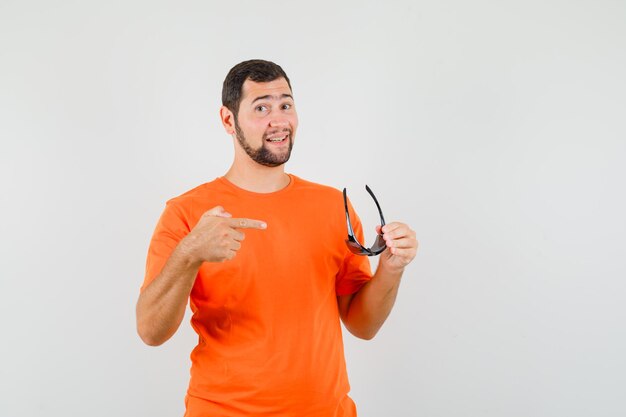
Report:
255,105,268,112
282,103,292,110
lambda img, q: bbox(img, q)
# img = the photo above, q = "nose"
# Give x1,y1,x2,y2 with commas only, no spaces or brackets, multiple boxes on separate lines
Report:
269,118,289,129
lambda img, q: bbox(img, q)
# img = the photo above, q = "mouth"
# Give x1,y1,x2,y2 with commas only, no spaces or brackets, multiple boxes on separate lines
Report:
265,131,290,144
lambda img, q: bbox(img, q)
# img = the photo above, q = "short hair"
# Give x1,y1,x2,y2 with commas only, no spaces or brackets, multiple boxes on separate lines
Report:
222,59,292,117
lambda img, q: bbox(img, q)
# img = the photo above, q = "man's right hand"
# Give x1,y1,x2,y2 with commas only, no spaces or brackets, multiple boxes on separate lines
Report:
181,206,267,264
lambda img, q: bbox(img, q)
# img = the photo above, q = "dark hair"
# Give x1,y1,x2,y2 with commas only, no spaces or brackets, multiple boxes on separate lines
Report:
222,59,292,117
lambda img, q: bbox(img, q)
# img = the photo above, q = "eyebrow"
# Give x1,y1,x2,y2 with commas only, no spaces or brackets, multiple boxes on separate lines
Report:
251,93,293,104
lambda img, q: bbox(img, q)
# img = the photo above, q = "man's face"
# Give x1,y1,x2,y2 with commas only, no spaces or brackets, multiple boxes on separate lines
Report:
233,78,298,167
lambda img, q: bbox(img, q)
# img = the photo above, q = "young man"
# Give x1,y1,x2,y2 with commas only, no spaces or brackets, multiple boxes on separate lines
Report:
136,59,418,417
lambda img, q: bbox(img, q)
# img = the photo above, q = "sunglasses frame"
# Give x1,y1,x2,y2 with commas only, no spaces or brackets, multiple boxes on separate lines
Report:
343,185,387,256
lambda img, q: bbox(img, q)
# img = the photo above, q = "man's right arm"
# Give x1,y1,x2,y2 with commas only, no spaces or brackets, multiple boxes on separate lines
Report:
135,206,266,346
136,238,202,346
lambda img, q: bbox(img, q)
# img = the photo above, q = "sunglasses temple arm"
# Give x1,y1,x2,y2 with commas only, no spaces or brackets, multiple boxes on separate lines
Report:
343,188,357,238
365,185,386,227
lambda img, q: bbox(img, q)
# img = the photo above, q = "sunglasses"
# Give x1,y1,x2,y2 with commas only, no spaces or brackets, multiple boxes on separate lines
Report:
343,185,387,256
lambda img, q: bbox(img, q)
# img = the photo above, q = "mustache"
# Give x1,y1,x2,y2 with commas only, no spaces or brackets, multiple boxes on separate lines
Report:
263,128,292,139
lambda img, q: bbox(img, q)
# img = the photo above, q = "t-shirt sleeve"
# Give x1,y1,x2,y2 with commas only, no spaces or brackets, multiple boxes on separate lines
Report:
140,200,191,292
335,201,373,296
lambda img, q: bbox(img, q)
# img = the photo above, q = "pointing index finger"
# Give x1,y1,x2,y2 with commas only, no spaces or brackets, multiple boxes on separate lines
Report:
229,217,267,230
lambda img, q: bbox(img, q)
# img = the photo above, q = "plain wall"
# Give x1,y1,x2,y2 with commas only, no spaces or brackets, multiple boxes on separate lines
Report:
1,0,625,416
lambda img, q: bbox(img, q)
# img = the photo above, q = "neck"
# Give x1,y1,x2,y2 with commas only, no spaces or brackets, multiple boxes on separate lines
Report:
224,160,291,193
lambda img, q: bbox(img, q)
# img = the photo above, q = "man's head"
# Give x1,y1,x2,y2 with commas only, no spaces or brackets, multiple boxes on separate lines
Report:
220,60,298,168
222,59,292,116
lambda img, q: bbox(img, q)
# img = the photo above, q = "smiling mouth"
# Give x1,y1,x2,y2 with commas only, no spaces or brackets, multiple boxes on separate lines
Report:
265,132,290,143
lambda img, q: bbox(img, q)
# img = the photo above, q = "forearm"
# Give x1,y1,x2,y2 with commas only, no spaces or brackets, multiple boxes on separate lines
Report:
136,239,201,346
342,263,403,340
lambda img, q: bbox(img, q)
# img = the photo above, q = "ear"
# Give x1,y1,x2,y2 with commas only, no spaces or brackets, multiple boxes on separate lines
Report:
220,106,235,135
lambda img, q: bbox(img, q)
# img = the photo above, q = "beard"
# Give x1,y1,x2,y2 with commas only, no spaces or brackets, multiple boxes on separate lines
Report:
234,117,294,168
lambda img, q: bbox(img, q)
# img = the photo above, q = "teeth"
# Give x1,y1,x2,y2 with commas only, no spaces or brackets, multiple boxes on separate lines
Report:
268,135,287,142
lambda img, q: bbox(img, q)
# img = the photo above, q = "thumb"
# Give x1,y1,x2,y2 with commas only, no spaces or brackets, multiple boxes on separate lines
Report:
205,205,232,218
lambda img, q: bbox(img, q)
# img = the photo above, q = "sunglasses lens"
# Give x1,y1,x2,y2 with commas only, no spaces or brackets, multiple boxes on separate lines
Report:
345,240,366,254
370,235,387,255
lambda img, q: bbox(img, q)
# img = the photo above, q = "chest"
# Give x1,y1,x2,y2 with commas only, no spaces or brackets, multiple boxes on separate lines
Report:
189,195,345,311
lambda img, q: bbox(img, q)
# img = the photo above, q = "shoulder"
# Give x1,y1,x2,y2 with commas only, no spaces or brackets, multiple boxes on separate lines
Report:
160,179,230,223
290,175,342,199
165,178,224,206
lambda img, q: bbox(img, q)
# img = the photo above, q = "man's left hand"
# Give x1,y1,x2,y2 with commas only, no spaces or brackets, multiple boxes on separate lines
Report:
376,222,418,272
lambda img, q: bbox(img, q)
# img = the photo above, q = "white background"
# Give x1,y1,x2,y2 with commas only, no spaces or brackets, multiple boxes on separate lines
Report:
1,1,625,416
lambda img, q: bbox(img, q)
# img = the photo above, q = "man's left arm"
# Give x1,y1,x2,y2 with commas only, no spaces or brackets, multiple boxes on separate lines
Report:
338,222,418,340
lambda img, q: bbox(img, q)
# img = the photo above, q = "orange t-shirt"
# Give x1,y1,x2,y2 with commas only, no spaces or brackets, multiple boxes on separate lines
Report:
142,174,372,417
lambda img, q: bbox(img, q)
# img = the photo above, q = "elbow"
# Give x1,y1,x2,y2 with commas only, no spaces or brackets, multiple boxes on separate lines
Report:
136,297,172,347
137,325,162,347
136,318,169,347
138,331,165,347
345,324,379,341
354,330,378,341
341,313,382,341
